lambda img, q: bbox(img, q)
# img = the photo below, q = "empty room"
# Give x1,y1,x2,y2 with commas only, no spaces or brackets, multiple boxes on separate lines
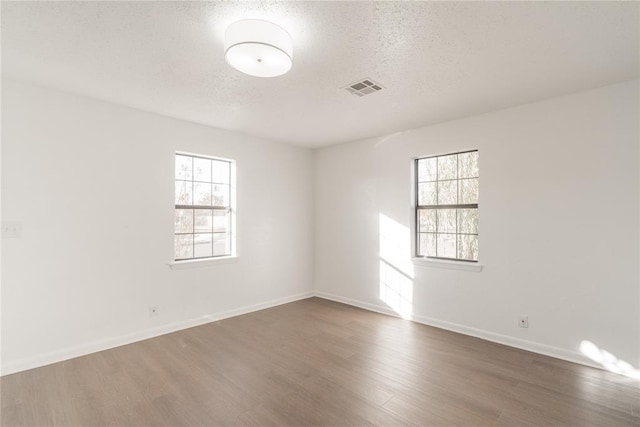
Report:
1,1,639,426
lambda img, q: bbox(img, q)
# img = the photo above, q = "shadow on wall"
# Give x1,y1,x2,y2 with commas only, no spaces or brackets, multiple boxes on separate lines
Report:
379,214,414,319
580,340,640,379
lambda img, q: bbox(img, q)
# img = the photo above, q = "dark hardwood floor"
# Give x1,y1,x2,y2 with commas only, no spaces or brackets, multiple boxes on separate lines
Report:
2,297,639,426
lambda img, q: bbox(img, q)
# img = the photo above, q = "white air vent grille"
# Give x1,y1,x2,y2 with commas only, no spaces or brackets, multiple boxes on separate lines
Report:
344,78,384,97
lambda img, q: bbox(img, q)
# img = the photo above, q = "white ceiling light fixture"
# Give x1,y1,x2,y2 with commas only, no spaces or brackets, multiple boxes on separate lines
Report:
224,19,293,78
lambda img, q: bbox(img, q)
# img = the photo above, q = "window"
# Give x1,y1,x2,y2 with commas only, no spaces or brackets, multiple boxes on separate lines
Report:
415,150,478,261
174,153,234,261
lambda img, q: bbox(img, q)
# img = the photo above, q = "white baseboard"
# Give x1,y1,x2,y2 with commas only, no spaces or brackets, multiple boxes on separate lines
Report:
314,291,401,317
2,289,603,376
1,291,314,376
313,291,601,370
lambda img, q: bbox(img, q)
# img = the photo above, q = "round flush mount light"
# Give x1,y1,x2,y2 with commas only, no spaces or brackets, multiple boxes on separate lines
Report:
224,19,293,78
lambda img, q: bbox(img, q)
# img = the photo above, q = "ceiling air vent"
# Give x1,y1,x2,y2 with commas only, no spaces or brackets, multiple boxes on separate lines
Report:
344,78,384,97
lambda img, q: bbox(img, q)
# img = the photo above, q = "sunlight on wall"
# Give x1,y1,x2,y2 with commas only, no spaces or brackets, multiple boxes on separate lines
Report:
379,214,414,319
379,214,414,278
379,259,413,319
580,340,640,379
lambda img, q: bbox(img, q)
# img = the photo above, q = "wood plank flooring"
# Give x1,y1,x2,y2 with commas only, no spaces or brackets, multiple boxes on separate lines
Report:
2,297,639,426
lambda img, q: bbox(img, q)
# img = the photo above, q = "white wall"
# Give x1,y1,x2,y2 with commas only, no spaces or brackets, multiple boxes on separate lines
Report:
1,79,314,374
315,80,640,368
3,78,638,376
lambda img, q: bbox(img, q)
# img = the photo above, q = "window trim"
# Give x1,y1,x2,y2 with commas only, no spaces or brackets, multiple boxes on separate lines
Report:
173,151,236,264
412,256,484,272
168,255,238,270
414,149,479,263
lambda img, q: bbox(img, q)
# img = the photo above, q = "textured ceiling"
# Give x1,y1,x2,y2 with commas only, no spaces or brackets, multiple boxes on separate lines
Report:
2,1,638,148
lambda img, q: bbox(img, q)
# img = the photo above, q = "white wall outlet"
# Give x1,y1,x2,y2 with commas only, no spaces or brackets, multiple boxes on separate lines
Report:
149,306,159,317
1,222,22,238
518,315,529,328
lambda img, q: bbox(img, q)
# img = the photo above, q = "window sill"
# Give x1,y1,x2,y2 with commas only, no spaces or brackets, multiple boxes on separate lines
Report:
412,257,484,272
168,256,238,270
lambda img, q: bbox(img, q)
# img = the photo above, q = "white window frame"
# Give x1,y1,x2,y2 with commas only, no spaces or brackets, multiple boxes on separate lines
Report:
170,152,237,269
413,150,482,270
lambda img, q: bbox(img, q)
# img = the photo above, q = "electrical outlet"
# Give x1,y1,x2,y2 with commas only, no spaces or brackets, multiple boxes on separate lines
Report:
1,222,22,238
518,315,529,328
149,306,159,317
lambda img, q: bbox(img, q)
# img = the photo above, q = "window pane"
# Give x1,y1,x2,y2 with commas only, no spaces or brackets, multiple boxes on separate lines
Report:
437,233,457,258
175,209,193,233
175,234,193,260
213,233,231,256
457,234,478,260
418,182,436,205
418,158,437,182
457,208,478,234
175,155,192,180
213,210,229,232
212,160,230,184
419,233,436,257
212,184,230,207
194,209,213,233
175,181,193,205
175,154,234,261
437,209,456,233
415,150,478,261
459,178,479,204
458,151,478,178
193,233,213,258
438,180,457,205
194,158,212,182
194,182,212,206
418,209,436,232
438,154,457,180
